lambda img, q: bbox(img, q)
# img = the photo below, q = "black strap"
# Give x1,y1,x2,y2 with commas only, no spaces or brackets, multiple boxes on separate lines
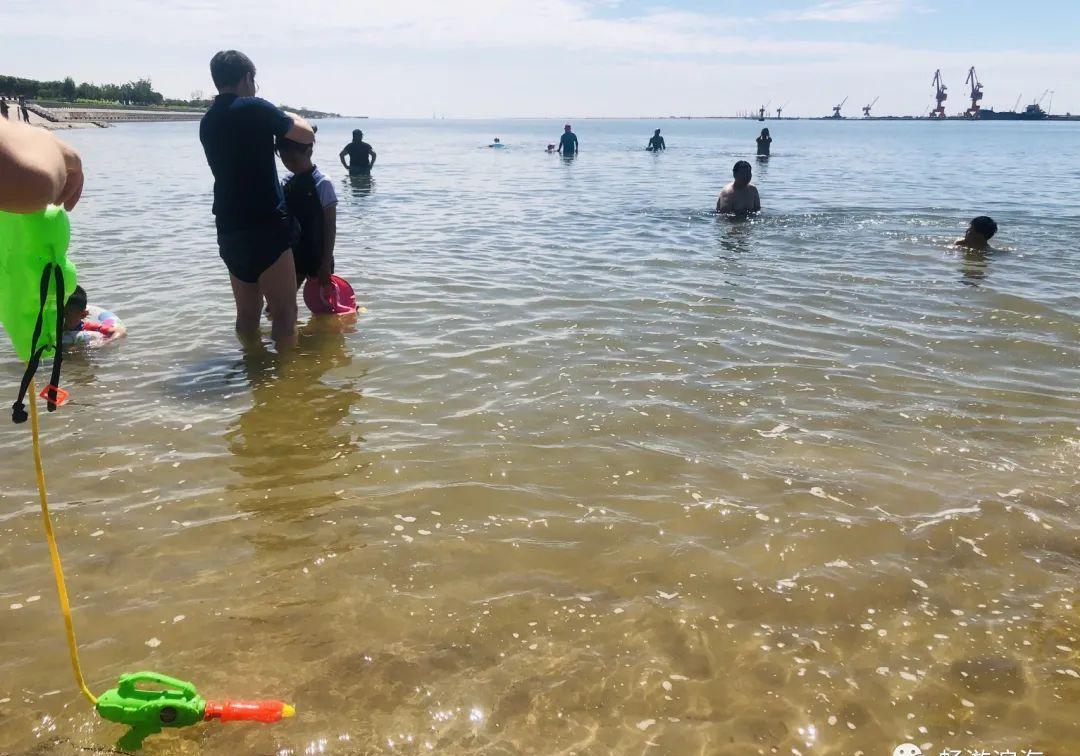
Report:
44,265,65,412
11,263,63,423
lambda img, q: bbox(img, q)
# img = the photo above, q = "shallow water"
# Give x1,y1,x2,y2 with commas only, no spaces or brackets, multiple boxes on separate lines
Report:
1,118,1078,755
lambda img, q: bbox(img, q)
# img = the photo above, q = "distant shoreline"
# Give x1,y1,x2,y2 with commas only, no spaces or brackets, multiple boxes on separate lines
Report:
12,100,352,129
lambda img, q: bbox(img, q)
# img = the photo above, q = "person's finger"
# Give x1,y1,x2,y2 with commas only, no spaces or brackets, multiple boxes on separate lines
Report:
60,172,84,210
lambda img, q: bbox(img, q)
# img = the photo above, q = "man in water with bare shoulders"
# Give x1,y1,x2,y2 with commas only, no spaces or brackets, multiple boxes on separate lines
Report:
717,160,760,215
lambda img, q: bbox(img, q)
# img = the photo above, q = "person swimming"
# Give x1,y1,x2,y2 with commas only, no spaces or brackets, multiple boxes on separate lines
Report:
647,129,666,152
716,160,761,216
756,128,772,156
63,285,125,346
955,216,998,252
489,137,505,149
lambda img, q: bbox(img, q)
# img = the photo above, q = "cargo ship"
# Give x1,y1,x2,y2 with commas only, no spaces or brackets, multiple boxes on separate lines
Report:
976,103,1048,120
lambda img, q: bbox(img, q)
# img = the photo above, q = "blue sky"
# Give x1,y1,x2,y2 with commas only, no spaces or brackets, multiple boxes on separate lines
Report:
3,1,1077,117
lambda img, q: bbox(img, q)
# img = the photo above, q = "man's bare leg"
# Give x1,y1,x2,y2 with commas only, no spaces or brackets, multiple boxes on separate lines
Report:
259,249,298,350
230,274,264,340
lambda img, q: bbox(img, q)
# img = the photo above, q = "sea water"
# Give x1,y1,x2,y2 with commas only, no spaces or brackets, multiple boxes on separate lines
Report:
0,118,1078,754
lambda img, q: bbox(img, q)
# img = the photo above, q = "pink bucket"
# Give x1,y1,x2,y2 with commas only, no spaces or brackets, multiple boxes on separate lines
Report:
303,275,357,315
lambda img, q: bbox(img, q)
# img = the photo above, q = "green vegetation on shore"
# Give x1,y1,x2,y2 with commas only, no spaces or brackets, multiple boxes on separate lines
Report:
1,74,340,119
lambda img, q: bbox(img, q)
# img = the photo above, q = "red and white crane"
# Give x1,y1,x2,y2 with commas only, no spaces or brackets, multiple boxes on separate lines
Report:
931,69,948,118
965,67,984,118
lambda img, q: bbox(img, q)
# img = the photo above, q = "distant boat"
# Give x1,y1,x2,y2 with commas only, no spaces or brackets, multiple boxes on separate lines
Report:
977,103,1048,121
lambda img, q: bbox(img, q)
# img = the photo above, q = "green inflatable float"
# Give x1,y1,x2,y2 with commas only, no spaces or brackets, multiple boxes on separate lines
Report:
0,207,77,423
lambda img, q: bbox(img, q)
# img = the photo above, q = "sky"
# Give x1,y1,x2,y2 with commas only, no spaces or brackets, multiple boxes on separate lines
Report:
3,1,1078,118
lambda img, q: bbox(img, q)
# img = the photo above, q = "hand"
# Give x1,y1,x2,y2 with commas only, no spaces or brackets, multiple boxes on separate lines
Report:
55,139,84,211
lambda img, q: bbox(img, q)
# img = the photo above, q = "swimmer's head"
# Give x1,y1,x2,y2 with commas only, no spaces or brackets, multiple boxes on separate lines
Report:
969,216,997,239
962,216,997,249
353,129,363,141
733,160,753,186
654,129,661,136
65,285,88,331
761,128,770,137
564,124,572,132
210,50,256,95
494,137,500,143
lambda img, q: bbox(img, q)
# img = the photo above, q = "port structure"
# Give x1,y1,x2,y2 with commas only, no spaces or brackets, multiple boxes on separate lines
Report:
931,70,948,118
831,97,848,119
863,97,879,118
965,67,984,118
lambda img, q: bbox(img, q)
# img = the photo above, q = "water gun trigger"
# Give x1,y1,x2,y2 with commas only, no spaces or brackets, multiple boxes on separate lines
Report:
117,725,158,752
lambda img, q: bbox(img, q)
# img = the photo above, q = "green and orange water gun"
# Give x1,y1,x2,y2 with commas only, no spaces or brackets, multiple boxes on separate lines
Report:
95,672,295,750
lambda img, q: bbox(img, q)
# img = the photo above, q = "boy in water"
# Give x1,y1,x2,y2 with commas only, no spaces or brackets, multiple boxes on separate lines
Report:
64,285,124,345
278,132,338,287
955,216,997,251
717,161,761,215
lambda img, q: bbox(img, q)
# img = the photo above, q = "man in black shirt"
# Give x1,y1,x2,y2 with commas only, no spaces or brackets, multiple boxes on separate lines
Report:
647,129,666,151
339,130,376,176
558,124,578,156
199,50,314,349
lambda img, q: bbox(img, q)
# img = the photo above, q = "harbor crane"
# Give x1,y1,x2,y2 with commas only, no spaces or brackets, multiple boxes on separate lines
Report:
831,96,848,119
965,67,984,117
776,101,789,119
758,100,770,121
931,69,948,118
863,97,879,118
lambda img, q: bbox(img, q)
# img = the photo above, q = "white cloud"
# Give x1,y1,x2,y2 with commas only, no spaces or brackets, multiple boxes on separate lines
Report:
776,0,919,23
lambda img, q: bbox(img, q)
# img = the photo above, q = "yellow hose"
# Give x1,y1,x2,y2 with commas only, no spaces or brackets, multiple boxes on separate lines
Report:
28,378,97,706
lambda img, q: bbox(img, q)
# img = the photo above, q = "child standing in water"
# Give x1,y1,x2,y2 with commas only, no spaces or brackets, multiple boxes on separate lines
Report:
278,131,338,287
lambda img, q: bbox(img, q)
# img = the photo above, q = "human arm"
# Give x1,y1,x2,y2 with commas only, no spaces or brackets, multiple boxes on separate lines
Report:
339,146,350,171
0,119,84,212
281,111,315,144
716,187,732,213
573,135,579,153
752,187,761,213
316,180,338,285
319,204,337,285
660,137,666,150
368,148,377,169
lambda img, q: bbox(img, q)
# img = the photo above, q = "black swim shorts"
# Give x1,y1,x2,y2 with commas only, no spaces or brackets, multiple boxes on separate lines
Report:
217,215,298,284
